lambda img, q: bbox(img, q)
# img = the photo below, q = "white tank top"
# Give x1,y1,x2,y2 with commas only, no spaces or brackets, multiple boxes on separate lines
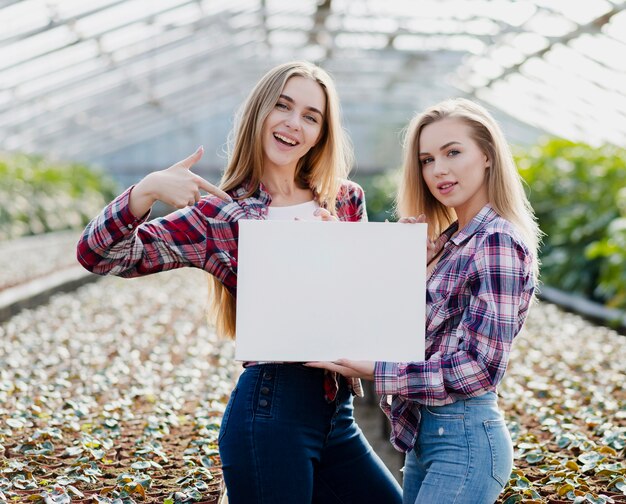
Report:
266,200,321,221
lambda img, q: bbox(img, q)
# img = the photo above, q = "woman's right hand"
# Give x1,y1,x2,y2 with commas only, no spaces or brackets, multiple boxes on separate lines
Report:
398,214,437,263
129,147,232,218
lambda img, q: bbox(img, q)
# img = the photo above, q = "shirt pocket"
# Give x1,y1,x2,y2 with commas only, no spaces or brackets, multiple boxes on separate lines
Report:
426,283,451,333
426,282,469,335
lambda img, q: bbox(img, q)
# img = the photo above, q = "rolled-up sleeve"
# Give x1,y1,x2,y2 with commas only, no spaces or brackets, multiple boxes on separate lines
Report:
76,187,242,294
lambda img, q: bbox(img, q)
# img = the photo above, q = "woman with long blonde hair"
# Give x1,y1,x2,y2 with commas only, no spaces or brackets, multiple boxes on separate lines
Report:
77,61,402,503
309,98,540,504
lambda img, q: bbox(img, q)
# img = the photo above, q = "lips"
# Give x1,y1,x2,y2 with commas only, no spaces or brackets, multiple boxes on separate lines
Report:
273,132,299,146
437,181,457,194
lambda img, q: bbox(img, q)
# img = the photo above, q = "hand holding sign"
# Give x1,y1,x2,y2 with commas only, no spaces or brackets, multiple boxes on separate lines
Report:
305,359,376,380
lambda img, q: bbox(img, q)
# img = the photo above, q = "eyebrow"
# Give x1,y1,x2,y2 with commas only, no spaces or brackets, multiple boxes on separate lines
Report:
419,141,461,156
279,94,324,117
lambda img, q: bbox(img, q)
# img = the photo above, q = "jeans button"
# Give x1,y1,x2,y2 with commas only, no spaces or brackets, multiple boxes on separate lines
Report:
260,387,270,395
259,399,269,407
263,373,273,380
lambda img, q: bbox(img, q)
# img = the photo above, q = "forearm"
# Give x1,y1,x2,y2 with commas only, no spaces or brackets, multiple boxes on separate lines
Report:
77,187,145,274
375,348,506,405
76,187,207,277
128,175,158,218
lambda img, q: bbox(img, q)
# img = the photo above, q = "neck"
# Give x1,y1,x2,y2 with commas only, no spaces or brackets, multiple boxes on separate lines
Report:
262,168,313,206
454,191,489,231
262,175,297,196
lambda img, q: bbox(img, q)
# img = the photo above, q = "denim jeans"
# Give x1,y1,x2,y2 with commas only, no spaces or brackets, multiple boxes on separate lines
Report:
402,392,513,504
219,363,402,503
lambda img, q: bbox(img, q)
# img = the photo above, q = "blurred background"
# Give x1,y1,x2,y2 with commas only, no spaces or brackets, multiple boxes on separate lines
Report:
2,0,625,173
2,0,625,312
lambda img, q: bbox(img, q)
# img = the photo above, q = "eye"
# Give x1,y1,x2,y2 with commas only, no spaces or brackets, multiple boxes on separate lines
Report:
420,157,433,166
447,149,460,157
276,102,289,110
304,114,319,123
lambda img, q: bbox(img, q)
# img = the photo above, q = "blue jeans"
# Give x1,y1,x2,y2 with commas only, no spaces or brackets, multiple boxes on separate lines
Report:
402,392,513,504
219,363,402,503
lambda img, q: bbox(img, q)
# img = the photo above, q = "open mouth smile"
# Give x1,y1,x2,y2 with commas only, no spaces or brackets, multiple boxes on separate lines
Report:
273,133,299,146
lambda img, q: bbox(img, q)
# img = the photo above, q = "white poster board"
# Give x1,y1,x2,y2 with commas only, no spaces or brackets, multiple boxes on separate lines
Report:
235,221,426,362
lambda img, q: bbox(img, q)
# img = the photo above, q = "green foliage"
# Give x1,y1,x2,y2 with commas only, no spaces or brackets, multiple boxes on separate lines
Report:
515,138,626,309
353,170,400,222
0,153,118,240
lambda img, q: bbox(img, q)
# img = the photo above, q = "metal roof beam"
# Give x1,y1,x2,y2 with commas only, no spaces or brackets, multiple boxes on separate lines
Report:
477,4,626,91
0,0,251,73
0,28,265,125
0,0,128,47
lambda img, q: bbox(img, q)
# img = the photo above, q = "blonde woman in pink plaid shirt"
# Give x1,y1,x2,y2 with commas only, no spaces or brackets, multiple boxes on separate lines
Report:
78,61,402,503
309,98,541,504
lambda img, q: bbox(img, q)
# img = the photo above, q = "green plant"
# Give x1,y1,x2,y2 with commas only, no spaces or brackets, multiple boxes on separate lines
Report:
0,153,118,240
352,170,400,222
515,138,626,309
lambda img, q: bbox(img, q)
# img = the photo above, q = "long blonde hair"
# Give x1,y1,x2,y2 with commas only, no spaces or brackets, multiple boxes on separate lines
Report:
397,97,541,279
209,61,353,338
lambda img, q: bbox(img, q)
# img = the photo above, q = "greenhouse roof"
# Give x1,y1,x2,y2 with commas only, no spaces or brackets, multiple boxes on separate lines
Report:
2,0,625,175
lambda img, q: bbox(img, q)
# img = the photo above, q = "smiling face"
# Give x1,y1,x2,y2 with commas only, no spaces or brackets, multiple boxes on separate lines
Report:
419,117,490,227
261,76,326,174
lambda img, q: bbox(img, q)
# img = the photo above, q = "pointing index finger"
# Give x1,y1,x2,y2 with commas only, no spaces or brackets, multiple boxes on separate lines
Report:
196,176,233,202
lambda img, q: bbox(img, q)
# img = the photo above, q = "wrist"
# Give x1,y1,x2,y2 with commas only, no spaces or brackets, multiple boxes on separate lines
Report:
128,173,160,218
134,173,159,205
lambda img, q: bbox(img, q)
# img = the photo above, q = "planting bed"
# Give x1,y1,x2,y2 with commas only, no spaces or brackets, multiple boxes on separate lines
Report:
1,266,625,503
1,269,237,503
496,303,626,503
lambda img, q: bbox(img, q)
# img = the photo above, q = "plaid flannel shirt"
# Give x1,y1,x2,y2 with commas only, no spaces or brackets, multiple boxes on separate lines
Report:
77,179,367,399
374,204,535,452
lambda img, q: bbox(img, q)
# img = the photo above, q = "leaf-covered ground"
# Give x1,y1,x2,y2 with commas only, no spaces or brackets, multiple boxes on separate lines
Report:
1,268,625,503
1,269,237,503
496,303,626,504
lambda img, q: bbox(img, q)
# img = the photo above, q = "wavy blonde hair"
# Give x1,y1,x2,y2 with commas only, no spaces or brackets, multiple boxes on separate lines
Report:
209,61,353,338
397,97,541,279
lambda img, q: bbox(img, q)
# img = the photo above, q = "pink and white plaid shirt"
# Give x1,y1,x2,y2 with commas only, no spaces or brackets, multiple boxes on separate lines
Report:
375,204,535,452
77,179,367,399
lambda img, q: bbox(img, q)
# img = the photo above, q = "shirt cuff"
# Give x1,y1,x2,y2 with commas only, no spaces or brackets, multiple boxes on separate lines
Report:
116,185,151,231
374,361,401,396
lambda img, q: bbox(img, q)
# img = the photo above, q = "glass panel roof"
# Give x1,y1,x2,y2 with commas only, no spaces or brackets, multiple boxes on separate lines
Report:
1,0,624,175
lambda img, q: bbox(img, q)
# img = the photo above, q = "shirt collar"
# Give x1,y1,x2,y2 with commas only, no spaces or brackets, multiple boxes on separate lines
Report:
232,179,273,207
447,204,498,246
233,179,322,208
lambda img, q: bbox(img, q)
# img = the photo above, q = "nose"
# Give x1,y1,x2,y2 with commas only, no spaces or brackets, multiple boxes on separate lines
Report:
284,111,301,130
432,159,449,176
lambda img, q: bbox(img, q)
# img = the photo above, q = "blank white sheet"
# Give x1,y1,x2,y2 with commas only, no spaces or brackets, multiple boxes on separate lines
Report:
235,220,426,362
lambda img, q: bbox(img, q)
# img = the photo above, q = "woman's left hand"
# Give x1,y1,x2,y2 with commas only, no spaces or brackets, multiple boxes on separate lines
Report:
314,208,339,221
305,359,375,380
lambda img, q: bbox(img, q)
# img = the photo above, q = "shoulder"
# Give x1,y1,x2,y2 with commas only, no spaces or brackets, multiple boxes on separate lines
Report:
335,179,367,222
482,216,529,251
336,179,366,205
473,216,533,268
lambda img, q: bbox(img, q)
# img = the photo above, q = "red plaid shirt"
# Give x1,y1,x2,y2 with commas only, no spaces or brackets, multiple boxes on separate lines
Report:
77,179,367,399
374,205,535,452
